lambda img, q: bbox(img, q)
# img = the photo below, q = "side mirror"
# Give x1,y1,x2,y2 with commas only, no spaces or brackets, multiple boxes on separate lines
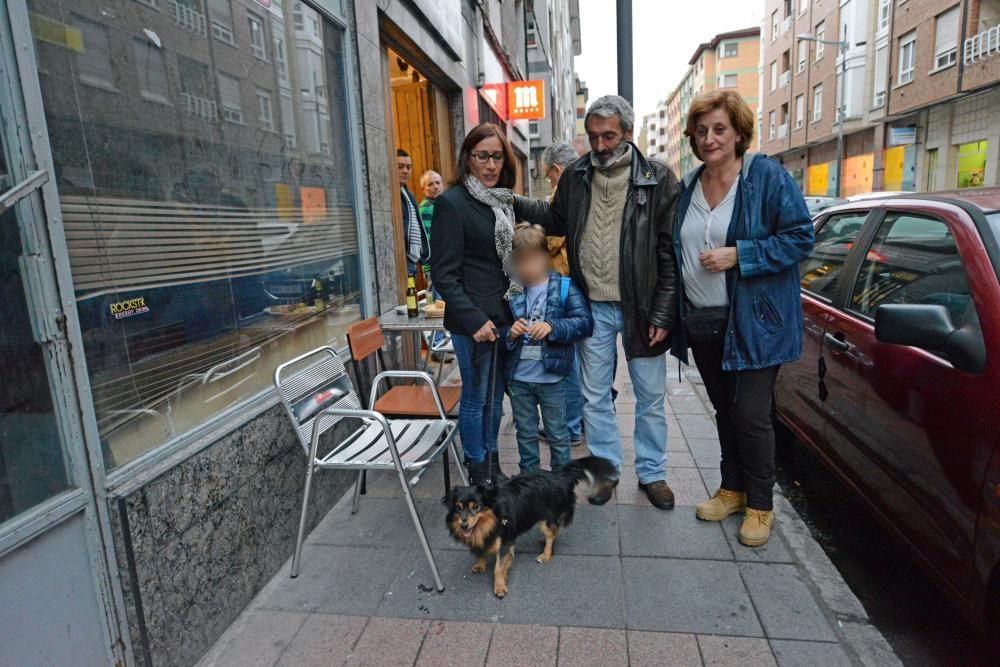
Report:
875,304,986,374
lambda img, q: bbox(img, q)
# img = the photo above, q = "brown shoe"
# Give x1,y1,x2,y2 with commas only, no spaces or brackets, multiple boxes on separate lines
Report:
638,480,675,510
588,478,618,505
738,508,774,547
696,488,747,522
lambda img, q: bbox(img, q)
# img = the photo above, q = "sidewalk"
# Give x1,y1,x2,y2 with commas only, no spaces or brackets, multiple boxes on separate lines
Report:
198,356,899,667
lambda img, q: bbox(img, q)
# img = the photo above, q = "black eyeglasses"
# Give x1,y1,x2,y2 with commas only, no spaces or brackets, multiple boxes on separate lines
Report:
471,151,505,164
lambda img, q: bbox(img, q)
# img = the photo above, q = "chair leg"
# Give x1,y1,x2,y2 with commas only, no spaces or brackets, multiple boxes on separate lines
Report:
290,459,317,578
398,467,444,592
450,438,469,486
351,469,364,515
442,446,451,492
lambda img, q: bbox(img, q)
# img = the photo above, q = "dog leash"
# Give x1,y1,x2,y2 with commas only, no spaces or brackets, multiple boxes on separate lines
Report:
485,328,499,484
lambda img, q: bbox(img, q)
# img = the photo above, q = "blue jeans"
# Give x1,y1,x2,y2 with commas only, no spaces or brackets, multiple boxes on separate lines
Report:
578,302,668,483
451,334,506,464
509,378,571,472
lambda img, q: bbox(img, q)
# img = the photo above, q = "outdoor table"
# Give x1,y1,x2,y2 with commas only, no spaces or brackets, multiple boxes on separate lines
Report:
377,308,447,371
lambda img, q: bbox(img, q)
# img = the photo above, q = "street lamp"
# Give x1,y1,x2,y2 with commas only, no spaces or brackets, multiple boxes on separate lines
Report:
797,33,849,198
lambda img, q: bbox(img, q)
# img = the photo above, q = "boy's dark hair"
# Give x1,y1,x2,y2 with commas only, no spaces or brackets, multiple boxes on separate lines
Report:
397,148,409,158
512,222,548,254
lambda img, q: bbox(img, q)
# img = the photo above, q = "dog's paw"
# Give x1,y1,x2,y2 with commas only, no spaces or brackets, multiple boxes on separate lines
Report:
493,582,508,598
535,553,551,563
471,561,487,573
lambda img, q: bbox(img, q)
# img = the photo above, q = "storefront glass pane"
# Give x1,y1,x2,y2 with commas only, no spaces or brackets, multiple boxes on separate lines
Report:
957,140,987,189
0,147,72,523
29,0,364,467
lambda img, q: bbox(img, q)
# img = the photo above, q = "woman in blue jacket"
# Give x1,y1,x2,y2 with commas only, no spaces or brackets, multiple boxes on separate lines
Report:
671,90,814,547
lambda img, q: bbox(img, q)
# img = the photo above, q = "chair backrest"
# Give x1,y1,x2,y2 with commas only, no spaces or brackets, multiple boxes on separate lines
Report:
346,317,385,362
273,346,361,455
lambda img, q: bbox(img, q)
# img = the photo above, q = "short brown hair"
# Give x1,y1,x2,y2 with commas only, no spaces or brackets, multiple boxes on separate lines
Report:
452,123,518,189
512,222,547,254
684,90,755,161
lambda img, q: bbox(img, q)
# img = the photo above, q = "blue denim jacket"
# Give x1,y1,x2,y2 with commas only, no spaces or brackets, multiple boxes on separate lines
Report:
503,272,594,378
671,153,815,371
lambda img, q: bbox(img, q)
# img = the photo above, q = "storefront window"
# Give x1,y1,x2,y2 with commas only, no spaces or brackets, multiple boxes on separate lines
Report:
29,0,364,467
957,140,988,189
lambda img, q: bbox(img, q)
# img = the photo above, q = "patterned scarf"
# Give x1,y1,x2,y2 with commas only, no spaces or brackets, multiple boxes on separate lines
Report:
463,175,522,296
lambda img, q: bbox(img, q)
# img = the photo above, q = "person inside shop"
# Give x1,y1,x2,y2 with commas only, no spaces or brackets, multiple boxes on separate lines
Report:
673,90,814,547
397,149,429,279
419,169,446,353
430,123,518,485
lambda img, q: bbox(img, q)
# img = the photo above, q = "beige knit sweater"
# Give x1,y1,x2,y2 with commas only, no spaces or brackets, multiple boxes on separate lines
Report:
577,145,632,302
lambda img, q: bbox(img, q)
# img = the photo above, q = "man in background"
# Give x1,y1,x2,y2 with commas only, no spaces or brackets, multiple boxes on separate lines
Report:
418,170,444,276
397,149,428,278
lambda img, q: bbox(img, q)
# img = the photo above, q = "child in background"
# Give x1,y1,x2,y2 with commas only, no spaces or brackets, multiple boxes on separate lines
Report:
505,223,593,472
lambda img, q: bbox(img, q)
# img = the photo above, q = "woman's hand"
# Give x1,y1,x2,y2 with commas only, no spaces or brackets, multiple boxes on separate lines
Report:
473,320,498,342
699,247,738,273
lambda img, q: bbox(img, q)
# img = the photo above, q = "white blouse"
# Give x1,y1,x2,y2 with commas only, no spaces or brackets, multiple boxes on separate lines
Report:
679,178,739,308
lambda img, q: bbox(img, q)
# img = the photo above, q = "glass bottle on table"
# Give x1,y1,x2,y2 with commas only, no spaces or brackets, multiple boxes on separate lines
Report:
406,275,419,317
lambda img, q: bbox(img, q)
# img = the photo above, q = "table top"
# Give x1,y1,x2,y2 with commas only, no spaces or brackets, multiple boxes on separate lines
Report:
378,309,448,332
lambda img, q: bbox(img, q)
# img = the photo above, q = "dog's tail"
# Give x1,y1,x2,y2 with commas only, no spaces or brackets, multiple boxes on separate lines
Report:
561,456,616,499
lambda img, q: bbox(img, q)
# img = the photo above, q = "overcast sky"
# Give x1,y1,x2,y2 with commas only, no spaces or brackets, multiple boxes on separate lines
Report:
574,0,764,122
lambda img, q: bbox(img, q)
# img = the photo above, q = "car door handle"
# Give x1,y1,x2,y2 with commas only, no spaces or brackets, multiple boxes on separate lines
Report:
824,332,851,352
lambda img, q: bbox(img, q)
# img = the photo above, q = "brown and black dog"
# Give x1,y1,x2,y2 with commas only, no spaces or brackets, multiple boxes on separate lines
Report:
443,456,615,598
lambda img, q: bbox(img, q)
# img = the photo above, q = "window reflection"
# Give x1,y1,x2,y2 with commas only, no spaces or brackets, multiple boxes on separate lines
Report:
30,0,363,466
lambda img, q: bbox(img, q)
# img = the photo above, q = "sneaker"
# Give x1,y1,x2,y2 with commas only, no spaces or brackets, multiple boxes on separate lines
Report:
695,488,747,522
588,478,618,505
638,480,675,510
738,508,774,547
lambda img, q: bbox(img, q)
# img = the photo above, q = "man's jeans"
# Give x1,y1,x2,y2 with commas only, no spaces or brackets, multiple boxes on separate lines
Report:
451,334,506,464
565,352,583,441
509,378,571,472
578,302,668,483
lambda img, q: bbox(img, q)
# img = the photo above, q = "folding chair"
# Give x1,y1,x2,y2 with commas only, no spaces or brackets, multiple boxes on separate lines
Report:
274,346,467,591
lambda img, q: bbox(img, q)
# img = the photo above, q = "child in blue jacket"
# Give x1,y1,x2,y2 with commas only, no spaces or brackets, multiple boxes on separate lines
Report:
504,223,593,472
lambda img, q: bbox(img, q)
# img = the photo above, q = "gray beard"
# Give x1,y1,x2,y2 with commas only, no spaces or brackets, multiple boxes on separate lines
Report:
593,141,630,167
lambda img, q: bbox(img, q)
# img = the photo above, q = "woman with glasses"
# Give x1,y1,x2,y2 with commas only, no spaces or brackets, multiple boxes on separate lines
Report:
431,123,519,485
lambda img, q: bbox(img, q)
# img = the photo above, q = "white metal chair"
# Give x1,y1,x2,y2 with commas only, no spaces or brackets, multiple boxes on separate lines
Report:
273,346,466,591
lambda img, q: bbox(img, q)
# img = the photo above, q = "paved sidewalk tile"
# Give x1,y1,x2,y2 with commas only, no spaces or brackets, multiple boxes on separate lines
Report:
415,621,493,667
622,558,763,636
720,515,795,564
514,504,620,557
738,563,838,642
557,627,627,666
700,468,723,493
626,631,701,667
344,618,428,667
198,609,307,667
668,395,711,415
769,639,853,667
698,635,776,666
677,414,721,440
615,466,707,506
486,624,558,667
667,450,699,468
687,438,722,469
276,614,368,667
307,496,421,549
618,505,732,560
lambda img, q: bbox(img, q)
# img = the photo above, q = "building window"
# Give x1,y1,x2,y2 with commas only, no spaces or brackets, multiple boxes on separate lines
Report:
957,140,988,188
799,0,809,15
933,6,959,70
771,10,779,42
135,0,160,7
813,83,823,121
274,34,289,82
527,17,537,47
72,15,116,90
873,45,887,108
770,61,778,91
722,42,738,58
898,31,916,84
768,110,776,140
721,73,738,88
815,22,825,59
528,121,539,138
256,87,274,131
926,148,939,191
132,38,170,104
248,12,268,61
170,0,207,36
217,72,243,123
795,94,804,129
878,0,890,32
207,0,234,45
797,40,807,72
28,6,365,467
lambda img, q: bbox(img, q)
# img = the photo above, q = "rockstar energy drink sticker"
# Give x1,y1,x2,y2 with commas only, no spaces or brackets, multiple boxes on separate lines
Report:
110,297,150,320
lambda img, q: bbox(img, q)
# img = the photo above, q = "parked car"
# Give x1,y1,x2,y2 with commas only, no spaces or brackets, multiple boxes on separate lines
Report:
846,190,909,202
804,195,848,217
775,187,1000,631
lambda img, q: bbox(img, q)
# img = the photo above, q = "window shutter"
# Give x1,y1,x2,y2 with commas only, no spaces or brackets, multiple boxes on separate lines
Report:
935,6,959,56
874,46,887,93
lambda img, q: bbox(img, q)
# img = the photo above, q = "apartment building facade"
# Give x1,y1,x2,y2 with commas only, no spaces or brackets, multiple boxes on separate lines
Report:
761,0,1000,196
643,28,760,177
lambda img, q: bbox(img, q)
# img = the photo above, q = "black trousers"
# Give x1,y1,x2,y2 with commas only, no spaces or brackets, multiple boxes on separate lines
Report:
690,341,780,511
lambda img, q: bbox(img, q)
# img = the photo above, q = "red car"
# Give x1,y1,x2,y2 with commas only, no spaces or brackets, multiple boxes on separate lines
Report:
775,187,1000,630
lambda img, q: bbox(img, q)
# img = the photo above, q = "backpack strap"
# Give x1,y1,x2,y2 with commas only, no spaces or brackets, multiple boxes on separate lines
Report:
559,276,570,306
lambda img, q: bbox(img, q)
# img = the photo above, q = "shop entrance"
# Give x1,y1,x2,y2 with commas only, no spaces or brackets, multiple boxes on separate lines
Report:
385,46,454,290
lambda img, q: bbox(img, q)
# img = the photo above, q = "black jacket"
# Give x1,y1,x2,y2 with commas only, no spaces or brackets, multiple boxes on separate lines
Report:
513,144,680,359
430,183,514,335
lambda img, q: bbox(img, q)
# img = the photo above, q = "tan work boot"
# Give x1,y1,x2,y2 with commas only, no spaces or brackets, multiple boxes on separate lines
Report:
738,508,774,547
696,488,747,522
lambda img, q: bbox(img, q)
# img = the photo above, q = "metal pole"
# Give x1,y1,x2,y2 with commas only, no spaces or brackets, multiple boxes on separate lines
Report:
616,0,633,104
835,41,846,198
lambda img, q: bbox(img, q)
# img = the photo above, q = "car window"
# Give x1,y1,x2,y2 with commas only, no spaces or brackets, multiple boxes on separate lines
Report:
800,211,869,300
849,213,978,329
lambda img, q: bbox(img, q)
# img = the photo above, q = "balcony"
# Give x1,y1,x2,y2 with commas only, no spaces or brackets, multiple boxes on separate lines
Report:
779,71,791,88
781,16,792,35
778,123,789,139
169,0,207,36
964,24,1000,64
181,92,218,121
